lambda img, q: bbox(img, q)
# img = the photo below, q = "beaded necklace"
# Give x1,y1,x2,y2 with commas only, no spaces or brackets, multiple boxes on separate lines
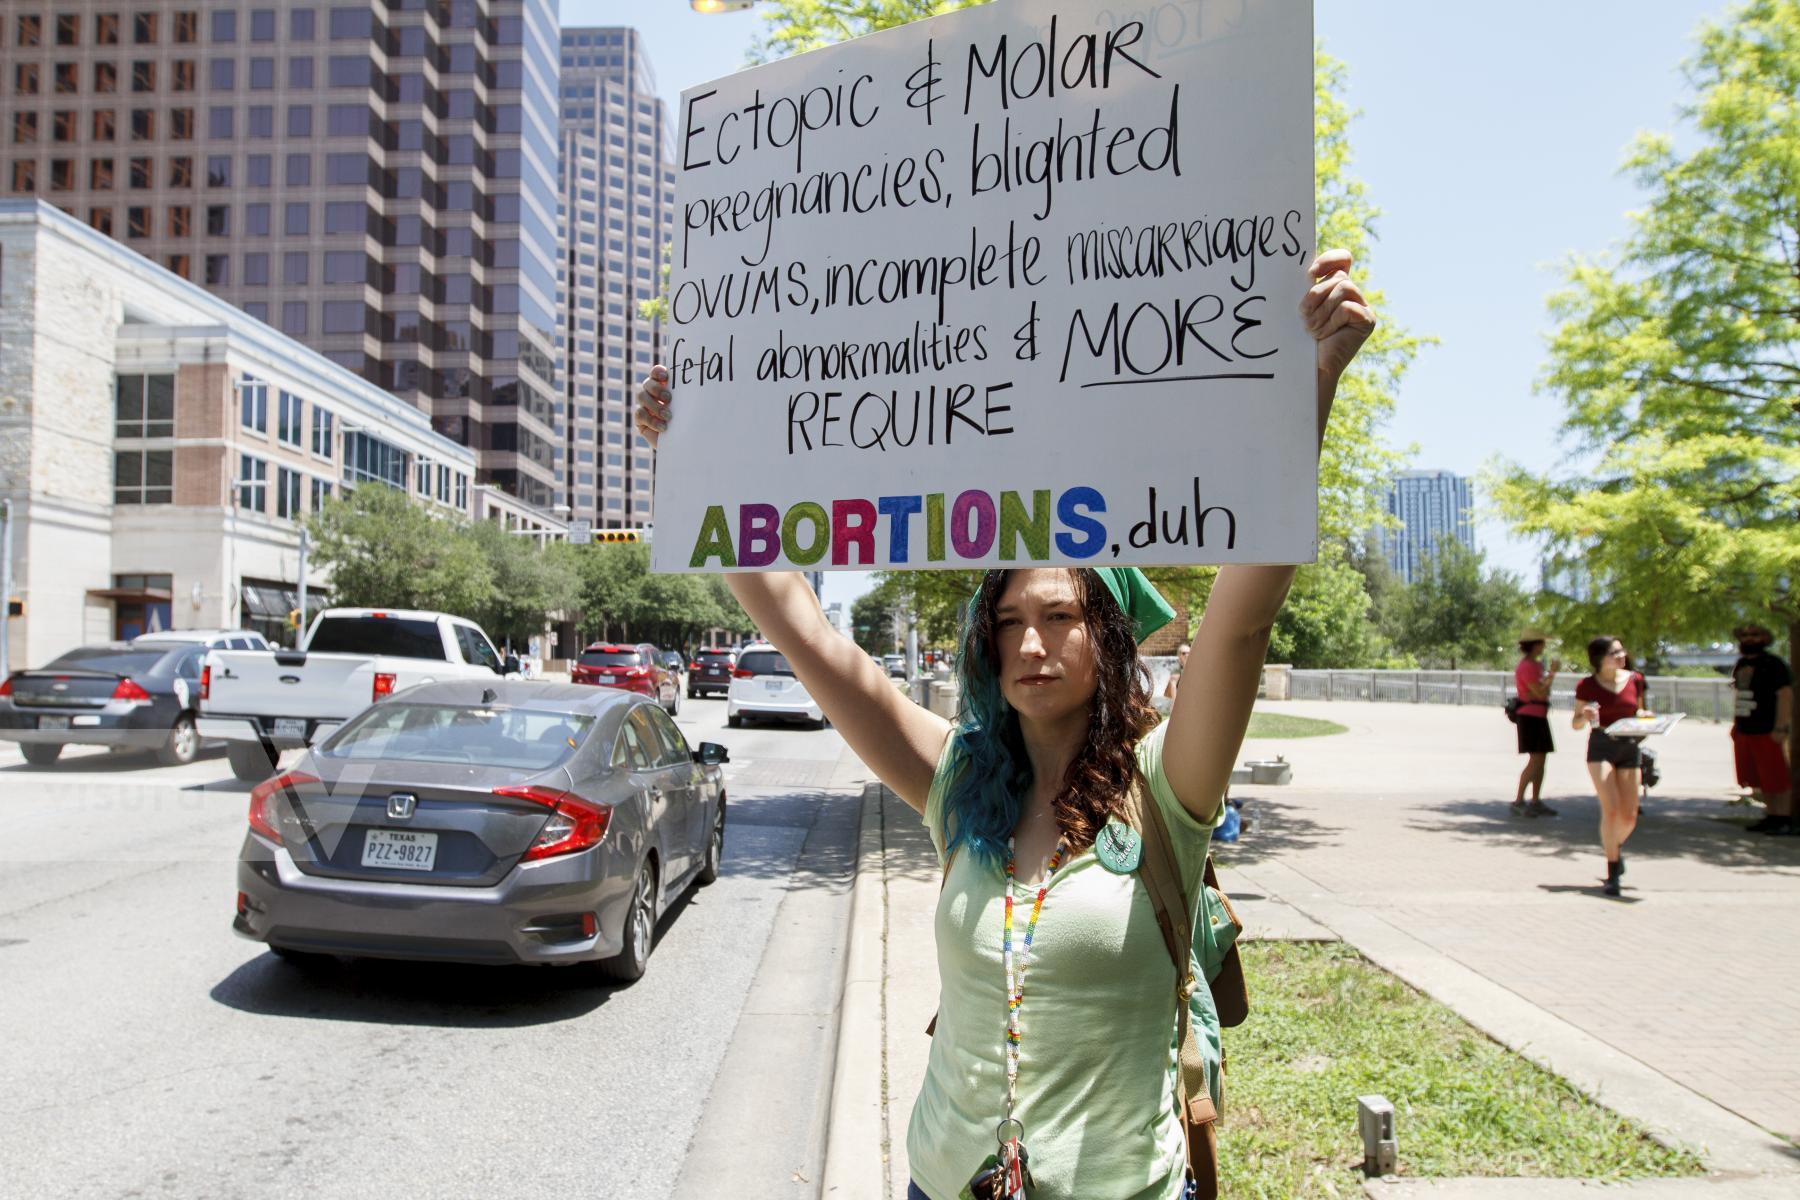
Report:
1002,833,1069,1132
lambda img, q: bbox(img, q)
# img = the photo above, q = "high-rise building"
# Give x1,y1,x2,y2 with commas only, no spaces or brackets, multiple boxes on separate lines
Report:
555,26,674,530
1380,469,1475,584
0,1,563,511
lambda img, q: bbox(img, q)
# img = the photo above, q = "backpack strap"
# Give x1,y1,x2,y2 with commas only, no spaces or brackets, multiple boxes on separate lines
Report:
1119,779,1215,1177
923,845,957,1037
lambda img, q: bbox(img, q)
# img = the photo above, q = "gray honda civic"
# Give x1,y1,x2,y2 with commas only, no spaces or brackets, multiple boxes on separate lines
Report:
233,679,728,982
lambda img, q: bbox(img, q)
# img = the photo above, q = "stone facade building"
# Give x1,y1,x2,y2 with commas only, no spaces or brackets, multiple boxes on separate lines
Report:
0,199,480,668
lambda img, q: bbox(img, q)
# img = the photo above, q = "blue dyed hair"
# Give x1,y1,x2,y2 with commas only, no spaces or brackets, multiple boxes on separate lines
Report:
941,569,1159,869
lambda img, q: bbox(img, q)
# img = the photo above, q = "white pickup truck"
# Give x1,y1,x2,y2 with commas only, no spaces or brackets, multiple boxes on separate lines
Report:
199,607,519,780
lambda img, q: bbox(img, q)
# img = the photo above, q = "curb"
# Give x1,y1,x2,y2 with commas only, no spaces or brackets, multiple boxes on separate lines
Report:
821,782,888,1198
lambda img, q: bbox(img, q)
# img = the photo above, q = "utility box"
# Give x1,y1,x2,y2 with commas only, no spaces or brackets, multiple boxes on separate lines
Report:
1357,1094,1397,1177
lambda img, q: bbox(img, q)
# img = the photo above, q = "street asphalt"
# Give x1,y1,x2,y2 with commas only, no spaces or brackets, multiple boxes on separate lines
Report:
0,696,869,1200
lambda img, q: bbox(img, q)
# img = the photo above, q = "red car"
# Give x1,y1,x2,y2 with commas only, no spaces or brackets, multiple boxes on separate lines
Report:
571,642,680,716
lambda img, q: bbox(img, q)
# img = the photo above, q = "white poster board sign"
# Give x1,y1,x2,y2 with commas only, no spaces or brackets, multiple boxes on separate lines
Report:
652,0,1315,573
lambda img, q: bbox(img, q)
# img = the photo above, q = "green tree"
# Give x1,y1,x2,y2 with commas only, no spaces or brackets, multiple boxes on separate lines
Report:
572,542,650,643
463,522,581,651
851,586,899,653
1490,0,1800,715
1389,537,1528,669
305,485,495,617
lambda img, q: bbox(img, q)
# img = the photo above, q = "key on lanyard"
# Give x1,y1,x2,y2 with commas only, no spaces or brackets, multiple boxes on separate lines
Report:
996,1119,1031,1199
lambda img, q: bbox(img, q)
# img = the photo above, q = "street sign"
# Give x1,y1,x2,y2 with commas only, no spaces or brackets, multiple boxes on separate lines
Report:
567,518,593,546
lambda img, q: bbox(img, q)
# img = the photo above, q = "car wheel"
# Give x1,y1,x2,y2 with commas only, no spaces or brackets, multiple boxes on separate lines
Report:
596,858,657,983
687,687,697,700
697,807,725,886
667,689,681,716
227,741,276,783
727,713,742,729
19,742,62,767
156,714,200,766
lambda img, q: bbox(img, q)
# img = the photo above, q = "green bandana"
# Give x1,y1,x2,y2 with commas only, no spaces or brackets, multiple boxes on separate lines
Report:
967,568,1176,646
1093,568,1177,645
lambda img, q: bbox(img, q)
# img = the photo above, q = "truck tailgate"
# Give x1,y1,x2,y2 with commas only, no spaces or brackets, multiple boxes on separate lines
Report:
202,651,377,721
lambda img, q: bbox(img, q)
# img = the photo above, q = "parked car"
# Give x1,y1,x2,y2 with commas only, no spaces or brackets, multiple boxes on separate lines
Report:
658,650,688,696
727,644,824,729
199,608,520,782
232,680,729,981
689,648,737,698
884,654,907,678
0,640,213,766
570,643,680,716
136,629,274,652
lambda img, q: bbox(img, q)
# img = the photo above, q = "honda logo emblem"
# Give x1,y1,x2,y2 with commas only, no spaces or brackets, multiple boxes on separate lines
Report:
386,793,417,820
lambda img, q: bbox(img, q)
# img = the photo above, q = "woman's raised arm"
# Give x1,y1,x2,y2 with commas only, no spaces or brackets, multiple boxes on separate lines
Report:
637,368,951,811
1159,251,1375,822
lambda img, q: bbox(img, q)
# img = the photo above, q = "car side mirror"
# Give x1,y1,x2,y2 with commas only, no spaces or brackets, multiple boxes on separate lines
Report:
502,654,520,676
693,741,729,766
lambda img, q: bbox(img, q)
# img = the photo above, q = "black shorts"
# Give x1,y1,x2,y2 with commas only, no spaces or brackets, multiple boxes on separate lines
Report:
1516,715,1554,755
1586,729,1642,769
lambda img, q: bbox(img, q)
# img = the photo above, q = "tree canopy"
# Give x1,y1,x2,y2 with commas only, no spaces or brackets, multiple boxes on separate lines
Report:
1490,0,1800,662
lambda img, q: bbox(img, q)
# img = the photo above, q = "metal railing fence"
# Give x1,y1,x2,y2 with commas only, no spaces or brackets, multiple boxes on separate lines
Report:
1284,670,1734,723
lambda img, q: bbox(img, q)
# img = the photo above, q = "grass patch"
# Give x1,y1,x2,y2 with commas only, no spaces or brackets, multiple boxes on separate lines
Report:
1219,943,1703,1198
1245,712,1347,739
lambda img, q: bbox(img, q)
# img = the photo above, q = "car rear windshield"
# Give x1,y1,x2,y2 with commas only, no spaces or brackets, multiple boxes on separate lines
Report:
736,650,794,677
698,650,733,661
321,703,597,770
43,648,169,675
306,616,446,660
579,650,642,666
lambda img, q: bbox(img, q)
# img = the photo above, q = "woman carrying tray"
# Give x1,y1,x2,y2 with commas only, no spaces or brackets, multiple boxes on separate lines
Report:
1571,636,1650,897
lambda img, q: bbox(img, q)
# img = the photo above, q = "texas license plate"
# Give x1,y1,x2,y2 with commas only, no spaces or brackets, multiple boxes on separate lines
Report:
37,715,69,730
361,829,437,871
764,679,784,692
273,718,306,740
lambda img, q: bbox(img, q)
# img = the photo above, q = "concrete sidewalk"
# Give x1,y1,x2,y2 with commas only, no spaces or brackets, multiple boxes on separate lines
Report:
824,700,1800,1198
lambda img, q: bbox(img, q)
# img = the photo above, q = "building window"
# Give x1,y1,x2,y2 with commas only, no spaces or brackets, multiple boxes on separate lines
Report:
328,57,366,88
14,63,39,96
290,56,314,89
134,12,158,44
281,301,308,335
283,252,308,285
208,107,232,138
90,159,114,189
277,391,302,447
52,111,77,142
9,161,35,193
54,63,80,94
247,106,272,138
276,467,301,519
91,208,114,235
206,156,229,187
343,432,407,488
91,110,115,141
170,108,194,140
245,203,269,235
206,204,229,236
211,11,236,43
415,457,429,493
311,478,333,510
94,62,117,93
455,474,467,509
166,206,190,237
115,375,176,438
115,450,174,505
286,154,310,186
322,301,363,335
244,252,268,285
238,455,268,512
168,156,192,187
173,12,198,44
132,61,157,92
130,109,155,140
239,376,267,432
210,59,234,90
11,113,36,144
127,206,150,238
96,14,119,45
284,202,309,235
252,10,277,42
287,105,311,137
166,253,189,278
172,60,196,92
310,407,333,456
48,160,73,191
250,58,274,89
128,157,151,188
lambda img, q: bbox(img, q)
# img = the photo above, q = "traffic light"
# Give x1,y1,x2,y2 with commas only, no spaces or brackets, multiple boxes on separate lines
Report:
596,529,644,544
287,609,302,631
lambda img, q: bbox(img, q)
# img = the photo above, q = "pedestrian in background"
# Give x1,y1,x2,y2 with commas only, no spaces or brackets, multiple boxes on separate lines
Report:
1572,636,1649,896
1162,642,1191,703
1732,624,1793,835
1512,629,1558,817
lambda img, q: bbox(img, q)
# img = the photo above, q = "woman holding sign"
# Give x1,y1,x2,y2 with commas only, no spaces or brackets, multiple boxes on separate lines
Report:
1571,636,1650,897
637,249,1373,1200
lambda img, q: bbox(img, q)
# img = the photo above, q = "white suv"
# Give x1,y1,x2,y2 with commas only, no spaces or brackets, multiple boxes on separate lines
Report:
727,644,824,729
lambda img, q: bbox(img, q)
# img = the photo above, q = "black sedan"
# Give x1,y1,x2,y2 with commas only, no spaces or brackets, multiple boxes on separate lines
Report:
233,680,729,982
0,641,208,766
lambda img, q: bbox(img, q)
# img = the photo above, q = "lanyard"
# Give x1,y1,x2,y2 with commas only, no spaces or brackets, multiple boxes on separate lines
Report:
1002,833,1068,1126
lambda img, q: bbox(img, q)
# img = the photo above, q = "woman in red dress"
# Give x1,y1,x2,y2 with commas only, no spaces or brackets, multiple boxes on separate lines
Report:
1571,636,1650,896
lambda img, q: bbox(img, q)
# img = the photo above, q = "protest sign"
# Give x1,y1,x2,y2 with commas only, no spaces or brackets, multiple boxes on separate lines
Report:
651,0,1316,573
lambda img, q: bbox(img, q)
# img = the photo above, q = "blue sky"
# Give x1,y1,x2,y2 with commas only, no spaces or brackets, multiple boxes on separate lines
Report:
560,0,1729,608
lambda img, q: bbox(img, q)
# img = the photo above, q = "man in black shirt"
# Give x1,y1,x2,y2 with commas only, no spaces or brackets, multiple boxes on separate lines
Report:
1732,624,1793,834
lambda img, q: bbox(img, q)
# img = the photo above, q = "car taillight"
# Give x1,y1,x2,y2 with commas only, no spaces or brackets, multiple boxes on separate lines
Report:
0,676,12,698
247,771,320,844
495,784,613,862
112,678,152,701
733,668,754,678
372,672,396,700
688,661,700,671
200,665,211,701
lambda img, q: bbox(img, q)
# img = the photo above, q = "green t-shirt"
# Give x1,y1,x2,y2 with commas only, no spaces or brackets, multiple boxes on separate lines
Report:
908,721,1221,1200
